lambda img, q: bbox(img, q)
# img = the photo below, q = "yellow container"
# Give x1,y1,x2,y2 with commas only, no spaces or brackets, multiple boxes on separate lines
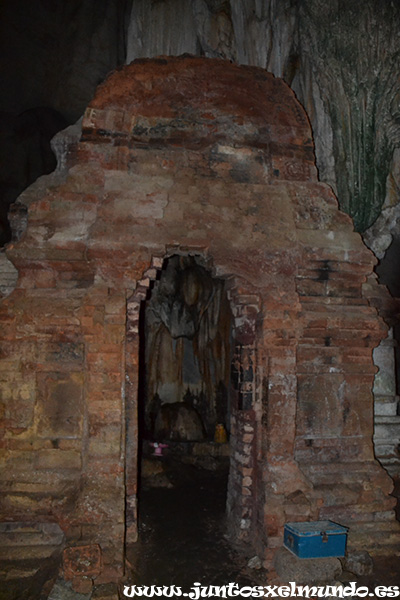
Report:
214,423,228,444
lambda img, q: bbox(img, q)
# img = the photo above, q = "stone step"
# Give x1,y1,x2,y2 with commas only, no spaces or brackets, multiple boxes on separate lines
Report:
375,415,400,425
0,522,65,547
348,527,400,555
0,544,62,562
320,505,396,524
304,461,391,486
374,395,399,417
374,441,400,454
0,521,65,588
0,565,41,581
347,520,400,551
351,520,400,534
374,421,400,443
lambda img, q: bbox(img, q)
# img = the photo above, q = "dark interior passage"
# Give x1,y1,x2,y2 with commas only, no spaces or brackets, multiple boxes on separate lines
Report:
128,255,255,591
136,254,233,497
126,459,263,591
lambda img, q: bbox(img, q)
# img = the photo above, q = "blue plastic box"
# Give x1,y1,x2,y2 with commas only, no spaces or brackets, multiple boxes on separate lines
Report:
284,521,348,558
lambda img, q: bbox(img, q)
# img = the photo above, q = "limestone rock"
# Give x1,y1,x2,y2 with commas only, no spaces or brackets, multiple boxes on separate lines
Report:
247,555,263,570
0,251,18,298
48,578,91,600
154,402,206,442
144,255,232,437
274,547,342,584
0,0,129,122
342,550,374,577
0,107,67,244
51,118,83,174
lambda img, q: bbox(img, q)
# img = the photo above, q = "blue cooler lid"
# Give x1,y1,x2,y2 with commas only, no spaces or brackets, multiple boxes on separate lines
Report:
285,520,348,537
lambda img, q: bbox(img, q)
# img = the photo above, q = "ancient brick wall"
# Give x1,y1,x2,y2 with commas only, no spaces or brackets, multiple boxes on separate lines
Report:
0,56,398,588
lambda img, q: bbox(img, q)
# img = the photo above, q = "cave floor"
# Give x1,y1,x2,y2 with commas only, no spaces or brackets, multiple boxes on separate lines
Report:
125,456,264,592
125,456,400,596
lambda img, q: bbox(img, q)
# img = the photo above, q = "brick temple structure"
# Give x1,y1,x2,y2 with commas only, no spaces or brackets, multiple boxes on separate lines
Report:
1,56,399,589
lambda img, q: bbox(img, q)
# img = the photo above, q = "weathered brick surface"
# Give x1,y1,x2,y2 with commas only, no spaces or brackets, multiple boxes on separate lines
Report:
0,56,398,583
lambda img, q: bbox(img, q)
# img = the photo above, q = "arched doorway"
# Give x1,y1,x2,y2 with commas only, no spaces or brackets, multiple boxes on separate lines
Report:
141,254,231,452
124,252,262,554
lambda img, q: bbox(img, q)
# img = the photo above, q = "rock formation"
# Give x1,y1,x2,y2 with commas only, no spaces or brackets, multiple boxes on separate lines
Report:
126,0,400,242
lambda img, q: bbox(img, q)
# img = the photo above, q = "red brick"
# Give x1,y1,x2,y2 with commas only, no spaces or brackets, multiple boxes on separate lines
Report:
63,544,102,579
1,55,398,583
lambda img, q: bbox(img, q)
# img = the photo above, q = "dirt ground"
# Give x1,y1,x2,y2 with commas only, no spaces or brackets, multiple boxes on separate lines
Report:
125,456,264,591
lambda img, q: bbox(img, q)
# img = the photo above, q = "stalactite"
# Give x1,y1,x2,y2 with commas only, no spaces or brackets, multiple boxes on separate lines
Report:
144,256,232,439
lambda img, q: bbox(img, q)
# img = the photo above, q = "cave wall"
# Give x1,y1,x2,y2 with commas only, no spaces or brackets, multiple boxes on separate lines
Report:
125,0,400,239
0,0,130,122
0,0,132,245
0,56,399,588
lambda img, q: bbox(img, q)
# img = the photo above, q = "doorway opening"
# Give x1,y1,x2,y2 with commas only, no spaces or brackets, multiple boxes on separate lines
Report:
125,252,262,572
138,254,232,491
